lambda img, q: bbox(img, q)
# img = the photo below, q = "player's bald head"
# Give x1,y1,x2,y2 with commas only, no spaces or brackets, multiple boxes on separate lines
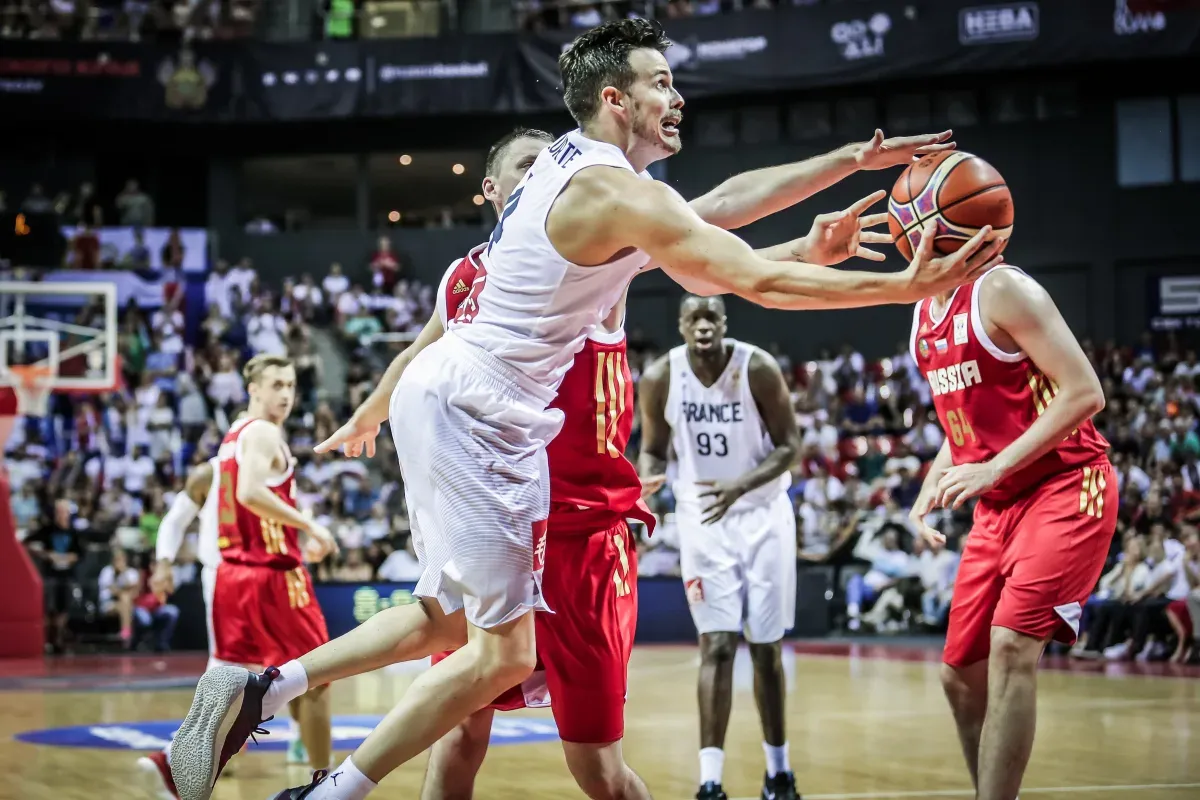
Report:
679,294,725,319
678,294,727,356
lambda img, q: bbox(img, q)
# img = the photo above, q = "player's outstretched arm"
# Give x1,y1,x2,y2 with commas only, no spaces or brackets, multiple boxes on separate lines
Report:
315,309,446,458
688,129,955,230
238,421,338,558
579,169,1003,309
636,354,672,493
154,461,211,573
936,270,1106,510
697,351,801,524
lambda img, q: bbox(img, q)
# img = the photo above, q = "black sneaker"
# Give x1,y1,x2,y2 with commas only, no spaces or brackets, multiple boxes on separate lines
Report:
269,770,329,799
696,781,728,800
762,770,801,799
170,665,280,800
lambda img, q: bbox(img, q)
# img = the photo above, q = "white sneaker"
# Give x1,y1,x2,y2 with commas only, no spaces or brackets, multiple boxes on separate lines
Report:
1103,642,1130,660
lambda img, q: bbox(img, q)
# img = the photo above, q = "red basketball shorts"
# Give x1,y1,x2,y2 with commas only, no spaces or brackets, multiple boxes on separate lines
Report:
432,516,639,744
944,458,1117,669
210,562,330,669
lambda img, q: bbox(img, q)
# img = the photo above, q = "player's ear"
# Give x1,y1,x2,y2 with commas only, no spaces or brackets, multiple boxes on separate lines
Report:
481,176,500,204
600,85,627,117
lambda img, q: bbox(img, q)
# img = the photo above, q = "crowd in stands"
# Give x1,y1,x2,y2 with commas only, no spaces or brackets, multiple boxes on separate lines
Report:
0,0,260,41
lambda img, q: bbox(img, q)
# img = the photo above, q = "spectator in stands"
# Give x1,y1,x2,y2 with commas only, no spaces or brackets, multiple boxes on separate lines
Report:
116,179,154,227
333,548,375,582
916,534,959,628
369,235,401,292
11,483,40,534
377,535,423,581
134,568,179,652
67,223,102,269
323,262,350,305
1167,528,1200,662
845,527,913,631
25,499,82,653
98,547,141,646
122,228,152,269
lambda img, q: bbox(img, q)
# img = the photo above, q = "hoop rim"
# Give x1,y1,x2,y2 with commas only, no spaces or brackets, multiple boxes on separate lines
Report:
1,364,55,417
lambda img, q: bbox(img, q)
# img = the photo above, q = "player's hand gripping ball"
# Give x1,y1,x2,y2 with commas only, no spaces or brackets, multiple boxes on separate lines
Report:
888,150,1013,261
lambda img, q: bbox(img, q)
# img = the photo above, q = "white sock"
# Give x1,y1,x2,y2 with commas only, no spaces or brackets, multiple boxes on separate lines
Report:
308,756,377,800
263,660,309,720
763,741,790,777
699,747,725,785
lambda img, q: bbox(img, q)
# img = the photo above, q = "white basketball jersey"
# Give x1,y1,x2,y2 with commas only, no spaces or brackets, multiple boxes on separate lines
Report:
665,340,791,512
197,457,221,570
448,129,653,392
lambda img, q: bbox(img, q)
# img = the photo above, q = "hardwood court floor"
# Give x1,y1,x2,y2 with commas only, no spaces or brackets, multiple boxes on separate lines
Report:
3,644,1200,800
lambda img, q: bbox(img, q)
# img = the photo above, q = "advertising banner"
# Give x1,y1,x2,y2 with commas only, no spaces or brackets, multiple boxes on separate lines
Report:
1,0,1197,121
1149,274,1200,331
0,41,236,120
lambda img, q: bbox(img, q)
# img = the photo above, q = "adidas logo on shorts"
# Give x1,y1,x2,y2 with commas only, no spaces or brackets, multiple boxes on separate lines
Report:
452,279,470,294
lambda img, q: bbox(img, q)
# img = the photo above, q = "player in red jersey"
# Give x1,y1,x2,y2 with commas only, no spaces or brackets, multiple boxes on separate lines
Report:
167,355,340,800
906,225,1114,800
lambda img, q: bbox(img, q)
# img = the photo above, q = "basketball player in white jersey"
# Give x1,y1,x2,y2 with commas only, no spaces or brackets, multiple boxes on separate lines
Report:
639,295,800,800
173,20,1004,800
151,460,222,668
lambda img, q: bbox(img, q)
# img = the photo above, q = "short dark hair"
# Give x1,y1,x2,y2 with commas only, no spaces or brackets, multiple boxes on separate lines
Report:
485,127,554,178
559,19,672,125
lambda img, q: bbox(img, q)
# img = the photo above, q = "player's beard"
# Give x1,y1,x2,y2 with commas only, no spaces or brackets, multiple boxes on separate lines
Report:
632,99,681,156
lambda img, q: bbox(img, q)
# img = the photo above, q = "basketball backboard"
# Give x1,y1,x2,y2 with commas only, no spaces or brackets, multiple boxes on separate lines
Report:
0,281,119,396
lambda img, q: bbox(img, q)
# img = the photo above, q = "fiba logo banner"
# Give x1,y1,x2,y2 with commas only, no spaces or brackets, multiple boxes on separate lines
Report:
830,13,891,61
16,715,560,751
1114,0,1167,34
959,3,1040,45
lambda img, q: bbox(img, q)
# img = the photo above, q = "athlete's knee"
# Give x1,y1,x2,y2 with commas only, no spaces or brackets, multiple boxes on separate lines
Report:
699,632,739,665
471,613,537,689
563,741,639,800
748,640,782,671
988,626,1044,675
941,659,988,715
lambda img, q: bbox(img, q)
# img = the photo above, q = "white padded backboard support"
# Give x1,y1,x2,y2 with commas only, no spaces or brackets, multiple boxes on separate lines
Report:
0,281,119,392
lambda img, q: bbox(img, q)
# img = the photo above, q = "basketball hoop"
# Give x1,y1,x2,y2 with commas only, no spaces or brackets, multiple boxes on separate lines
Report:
4,364,54,418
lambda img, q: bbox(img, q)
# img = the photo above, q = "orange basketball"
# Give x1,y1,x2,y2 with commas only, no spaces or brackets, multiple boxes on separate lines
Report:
887,150,1014,262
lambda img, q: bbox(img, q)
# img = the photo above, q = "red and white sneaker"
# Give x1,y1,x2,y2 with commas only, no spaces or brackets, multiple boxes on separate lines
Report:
136,750,179,800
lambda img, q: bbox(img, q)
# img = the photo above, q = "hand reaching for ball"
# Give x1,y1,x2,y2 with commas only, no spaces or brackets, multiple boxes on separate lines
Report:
854,129,956,171
802,190,893,266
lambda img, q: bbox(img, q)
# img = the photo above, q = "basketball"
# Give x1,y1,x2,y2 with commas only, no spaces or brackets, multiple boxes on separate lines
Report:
887,150,1014,262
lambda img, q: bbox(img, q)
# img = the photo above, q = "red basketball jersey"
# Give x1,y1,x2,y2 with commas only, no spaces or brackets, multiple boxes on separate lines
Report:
215,417,303,569
437,247,651,530
435,244,485,326
910,266,1109,501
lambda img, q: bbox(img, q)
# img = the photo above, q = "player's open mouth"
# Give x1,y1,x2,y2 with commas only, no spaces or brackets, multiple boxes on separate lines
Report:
660,117,681,137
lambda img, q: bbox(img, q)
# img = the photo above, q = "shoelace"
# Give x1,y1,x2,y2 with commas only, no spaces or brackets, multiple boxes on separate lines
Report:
248,715,275,746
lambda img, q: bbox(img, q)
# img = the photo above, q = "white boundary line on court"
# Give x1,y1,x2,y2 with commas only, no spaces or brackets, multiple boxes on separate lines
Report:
731,781,1200,799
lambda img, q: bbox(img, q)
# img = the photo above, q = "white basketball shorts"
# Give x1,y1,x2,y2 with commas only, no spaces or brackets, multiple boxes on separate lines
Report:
389,331,562,629
677,492,797,643
201,564,236,671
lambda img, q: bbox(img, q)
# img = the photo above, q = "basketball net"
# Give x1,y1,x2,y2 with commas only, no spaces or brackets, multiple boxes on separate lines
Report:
5,364,53,418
